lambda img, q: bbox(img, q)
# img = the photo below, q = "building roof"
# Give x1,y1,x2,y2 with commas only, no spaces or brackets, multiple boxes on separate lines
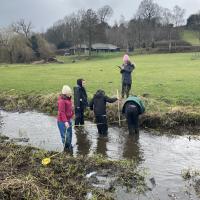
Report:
70,43,119,50
69,44,88,50
92,43,119,50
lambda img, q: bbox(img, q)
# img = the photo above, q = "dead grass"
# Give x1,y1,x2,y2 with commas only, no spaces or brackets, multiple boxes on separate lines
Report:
0,142,146,200
182,168,200,198
0,93,199,133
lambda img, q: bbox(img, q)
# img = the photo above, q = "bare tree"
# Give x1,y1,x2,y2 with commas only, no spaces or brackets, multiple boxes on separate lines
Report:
11,35,33,63
0,25,55,63
45,23,68,48
12,19,32,38
136,0,161,23
171,5,185,50
36,34,55,59
96,5,113,43
161,8,173,25
172,5,185,27
66,12,82,51
160,8,174,51
97,5,113,23
136,0,162,48
81,9,99,56
45,11,84,50
0,28,15,63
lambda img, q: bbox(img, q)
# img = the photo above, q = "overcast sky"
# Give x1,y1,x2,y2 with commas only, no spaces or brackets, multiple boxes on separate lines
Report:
0,0,200,32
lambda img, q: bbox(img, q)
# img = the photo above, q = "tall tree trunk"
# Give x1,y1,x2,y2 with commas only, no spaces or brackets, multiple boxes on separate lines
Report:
89,30,92,57
169,29,172,52
8,50,13,64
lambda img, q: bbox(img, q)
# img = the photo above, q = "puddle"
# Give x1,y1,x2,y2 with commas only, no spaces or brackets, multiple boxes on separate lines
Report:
0,110,200,199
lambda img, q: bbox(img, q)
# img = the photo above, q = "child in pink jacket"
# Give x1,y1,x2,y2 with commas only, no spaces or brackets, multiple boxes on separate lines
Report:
57,85,74,151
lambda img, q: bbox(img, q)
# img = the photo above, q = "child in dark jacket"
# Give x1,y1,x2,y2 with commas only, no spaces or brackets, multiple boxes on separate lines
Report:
122,96,145,134
90,90,118,134
120,54,135,98
57,85,74,151
74,79,88,126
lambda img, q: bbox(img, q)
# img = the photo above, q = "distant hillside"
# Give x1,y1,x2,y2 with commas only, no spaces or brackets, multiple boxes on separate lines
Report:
181,30,200,46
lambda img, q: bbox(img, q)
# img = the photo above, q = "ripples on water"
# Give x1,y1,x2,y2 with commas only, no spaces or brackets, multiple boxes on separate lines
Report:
1,110,200,200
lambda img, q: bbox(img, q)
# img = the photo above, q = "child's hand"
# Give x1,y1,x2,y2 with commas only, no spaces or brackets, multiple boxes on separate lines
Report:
118,98,122,102
65,122,70,128
117,65,122,69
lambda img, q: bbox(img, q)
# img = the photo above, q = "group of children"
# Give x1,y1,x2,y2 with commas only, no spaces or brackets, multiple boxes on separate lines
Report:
57,54,145,151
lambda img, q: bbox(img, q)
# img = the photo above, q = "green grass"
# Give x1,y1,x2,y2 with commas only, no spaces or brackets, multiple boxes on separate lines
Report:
181,30,200,46
0,52,200,105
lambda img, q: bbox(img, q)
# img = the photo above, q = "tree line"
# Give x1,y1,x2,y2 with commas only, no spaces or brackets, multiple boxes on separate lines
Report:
0,19,55,63
1,0,200,63
45,1,186,54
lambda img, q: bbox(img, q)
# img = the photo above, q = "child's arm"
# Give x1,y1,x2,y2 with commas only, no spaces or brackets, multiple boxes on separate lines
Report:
105,96,118,103
123,64,134,73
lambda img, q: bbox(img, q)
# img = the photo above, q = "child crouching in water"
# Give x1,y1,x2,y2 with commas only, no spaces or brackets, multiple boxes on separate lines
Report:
57,85,74,151
122,96,145,134
89,90,118,135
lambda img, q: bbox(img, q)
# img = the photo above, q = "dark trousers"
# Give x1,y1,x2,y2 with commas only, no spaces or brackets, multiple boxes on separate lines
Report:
122,83,131,98
125,105,139,134
75,108,84,125
95,115,108,135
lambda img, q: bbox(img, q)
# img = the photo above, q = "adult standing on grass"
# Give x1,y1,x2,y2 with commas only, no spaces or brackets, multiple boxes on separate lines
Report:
74,79,88,127
122,96,145,134
119,54,135,98
57,85,74,152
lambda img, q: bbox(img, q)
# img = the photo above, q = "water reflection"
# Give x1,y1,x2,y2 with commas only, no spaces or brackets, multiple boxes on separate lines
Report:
96,135,108,156
1,111,200,199
123,133,141,161
75,128,91,156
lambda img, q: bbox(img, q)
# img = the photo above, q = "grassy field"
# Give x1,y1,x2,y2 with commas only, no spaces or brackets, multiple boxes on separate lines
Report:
0,52,200,106
181,30,200,46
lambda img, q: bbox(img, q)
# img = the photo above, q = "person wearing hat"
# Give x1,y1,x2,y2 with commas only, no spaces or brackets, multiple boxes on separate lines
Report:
119,54,135,98
89,90,118,135
73,78,88,126
57,85,74,151
122,96,145,134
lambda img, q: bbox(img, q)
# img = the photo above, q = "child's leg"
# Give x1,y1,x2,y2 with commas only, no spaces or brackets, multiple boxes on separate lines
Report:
101,116,108,134
126,84,131,98
80,109,84,125
121,83,126,98
96,116,101,134
130,107,139,134
65,121,73,149
75,108,81,125
126,105,139,134
96,115,104,134
57,121,66,144
126,112,135,134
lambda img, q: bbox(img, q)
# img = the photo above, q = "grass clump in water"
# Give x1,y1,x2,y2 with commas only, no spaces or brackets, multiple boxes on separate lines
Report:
182,168,200,197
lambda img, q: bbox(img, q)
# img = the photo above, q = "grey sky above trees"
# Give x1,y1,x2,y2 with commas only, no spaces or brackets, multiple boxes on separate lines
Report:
1,0,200,31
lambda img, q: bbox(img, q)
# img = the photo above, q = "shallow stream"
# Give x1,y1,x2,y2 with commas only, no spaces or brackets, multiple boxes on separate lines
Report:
0,110,200,200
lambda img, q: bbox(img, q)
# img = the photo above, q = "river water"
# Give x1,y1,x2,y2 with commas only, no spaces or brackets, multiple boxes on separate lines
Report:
0,110,200,200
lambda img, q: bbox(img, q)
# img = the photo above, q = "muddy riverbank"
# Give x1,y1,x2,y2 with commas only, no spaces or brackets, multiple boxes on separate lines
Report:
0,93,199,133
0,140,146,200
1,110,200,199
0,113,147,200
